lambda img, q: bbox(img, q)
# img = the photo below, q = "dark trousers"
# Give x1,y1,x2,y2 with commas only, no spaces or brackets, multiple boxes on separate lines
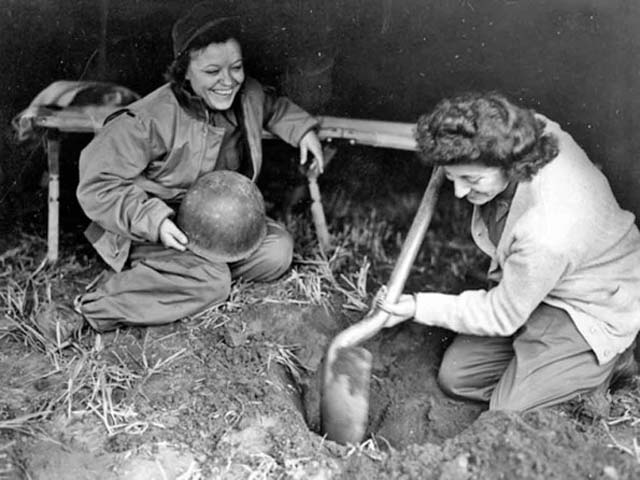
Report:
79,219,293,332
438,303,619,411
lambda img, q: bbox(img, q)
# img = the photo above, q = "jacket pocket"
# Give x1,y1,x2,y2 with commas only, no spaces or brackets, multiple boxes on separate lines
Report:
92,228,131,272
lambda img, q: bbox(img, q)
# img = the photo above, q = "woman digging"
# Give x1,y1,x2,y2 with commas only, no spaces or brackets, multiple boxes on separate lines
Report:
380,92,640,416
40,3,323,340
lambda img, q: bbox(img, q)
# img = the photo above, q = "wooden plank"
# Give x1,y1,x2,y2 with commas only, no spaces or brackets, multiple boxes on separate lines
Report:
31,108,418,151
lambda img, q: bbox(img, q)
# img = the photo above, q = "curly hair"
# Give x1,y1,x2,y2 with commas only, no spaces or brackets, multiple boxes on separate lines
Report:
415,92,559,181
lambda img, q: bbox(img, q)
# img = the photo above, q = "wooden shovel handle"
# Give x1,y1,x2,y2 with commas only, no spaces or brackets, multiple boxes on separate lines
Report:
385,166,445,302
330,166,445,349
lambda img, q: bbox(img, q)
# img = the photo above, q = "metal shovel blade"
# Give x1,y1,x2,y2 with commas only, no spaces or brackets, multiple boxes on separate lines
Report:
321,345,372,444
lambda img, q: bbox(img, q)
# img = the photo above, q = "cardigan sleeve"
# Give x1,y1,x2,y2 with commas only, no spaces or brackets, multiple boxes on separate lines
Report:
414,228,572,336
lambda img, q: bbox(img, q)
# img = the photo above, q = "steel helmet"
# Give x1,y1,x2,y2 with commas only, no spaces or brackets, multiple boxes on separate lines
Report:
177,171,267,262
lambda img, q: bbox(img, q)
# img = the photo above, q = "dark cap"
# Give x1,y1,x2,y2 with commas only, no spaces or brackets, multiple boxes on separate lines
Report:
171,2,240,58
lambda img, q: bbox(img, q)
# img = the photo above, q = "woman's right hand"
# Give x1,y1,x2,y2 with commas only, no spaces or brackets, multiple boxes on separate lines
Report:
159,218,188,251
376,289,417,328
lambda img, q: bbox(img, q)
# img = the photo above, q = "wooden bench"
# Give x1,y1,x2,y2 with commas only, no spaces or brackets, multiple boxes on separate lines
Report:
31,108,417,263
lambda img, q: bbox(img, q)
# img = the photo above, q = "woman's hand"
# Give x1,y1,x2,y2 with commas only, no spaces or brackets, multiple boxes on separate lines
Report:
159,218,188,251
299,130,324,175
377,290,417,328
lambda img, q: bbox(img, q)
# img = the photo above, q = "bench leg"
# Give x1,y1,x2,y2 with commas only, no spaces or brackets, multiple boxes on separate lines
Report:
46,131,61,264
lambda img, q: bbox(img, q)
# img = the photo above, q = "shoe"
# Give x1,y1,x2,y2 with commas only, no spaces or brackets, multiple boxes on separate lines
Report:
610,341,639,389
571,343,639,422
575,386,611,422
34,301,84,345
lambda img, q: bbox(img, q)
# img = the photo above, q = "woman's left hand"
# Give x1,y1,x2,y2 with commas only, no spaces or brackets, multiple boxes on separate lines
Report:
299,130,324,175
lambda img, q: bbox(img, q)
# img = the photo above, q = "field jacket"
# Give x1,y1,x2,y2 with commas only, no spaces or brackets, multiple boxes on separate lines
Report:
415,116,640,364
77,78,317,271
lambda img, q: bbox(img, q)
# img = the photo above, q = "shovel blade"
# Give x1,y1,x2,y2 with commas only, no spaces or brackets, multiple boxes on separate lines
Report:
321,346,373,444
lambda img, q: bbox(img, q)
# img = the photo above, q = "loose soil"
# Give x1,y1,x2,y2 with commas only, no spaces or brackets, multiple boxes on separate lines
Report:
1,149,640,479
4,295,640,480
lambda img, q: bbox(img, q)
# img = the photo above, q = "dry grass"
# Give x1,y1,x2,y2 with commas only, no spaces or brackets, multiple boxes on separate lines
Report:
604,383,640,464
330,205,395,264
602,419,640,463
265,342,309,386
335,255,371,312
0,242,192,437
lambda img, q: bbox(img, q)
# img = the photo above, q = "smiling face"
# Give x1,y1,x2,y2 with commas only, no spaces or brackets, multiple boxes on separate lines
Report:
443,164,510,205
185,39,245,111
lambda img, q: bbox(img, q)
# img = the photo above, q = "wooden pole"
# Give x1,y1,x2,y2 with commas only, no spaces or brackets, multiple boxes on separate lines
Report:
306,145,336,254
46,131,61,264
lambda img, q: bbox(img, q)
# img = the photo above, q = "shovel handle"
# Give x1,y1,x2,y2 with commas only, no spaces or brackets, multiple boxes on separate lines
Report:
330,166,445,349
385,166,445,301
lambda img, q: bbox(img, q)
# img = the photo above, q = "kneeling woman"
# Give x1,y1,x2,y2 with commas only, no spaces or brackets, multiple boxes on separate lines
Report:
382,92,640,411
74,4,323,333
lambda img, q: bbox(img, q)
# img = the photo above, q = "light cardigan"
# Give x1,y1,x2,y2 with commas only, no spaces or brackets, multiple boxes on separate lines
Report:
415,116,640,365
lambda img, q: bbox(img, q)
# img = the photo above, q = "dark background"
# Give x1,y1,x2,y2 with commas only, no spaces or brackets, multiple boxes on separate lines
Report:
1,0,640,221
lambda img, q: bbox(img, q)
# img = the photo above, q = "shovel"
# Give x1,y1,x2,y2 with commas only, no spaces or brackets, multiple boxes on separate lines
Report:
321,166,445,444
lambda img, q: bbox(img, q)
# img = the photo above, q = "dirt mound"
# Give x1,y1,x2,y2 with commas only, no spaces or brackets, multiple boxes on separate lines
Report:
3,278,640,479
378,408,639,480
